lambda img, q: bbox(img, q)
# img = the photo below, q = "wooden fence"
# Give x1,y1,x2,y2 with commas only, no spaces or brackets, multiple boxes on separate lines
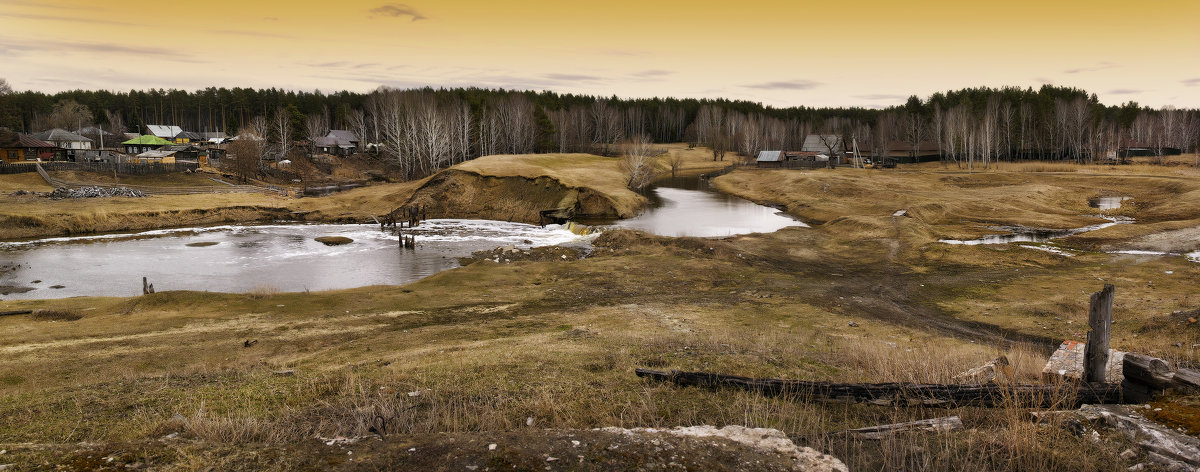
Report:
33,163,285,196
0,161,199,175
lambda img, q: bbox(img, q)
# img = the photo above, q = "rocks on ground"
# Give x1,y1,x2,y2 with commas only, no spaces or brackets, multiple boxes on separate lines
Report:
291,425,846,471
465,245,586,264
47,186,146,199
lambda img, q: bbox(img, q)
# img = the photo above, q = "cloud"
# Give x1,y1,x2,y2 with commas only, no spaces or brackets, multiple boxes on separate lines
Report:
0,11,134,26
854,94,906,101
543,73,603,82
210,29,294,39
742,80,822,90
1034,77,1054,84
0,37,199,62
1064,62,1116,74
1108,88,1142,95
368,3,427,21
262,17,279,21
631,70,674,78
1183,78,1200,87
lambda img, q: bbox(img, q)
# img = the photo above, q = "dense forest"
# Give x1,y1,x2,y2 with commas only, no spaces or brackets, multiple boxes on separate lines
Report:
1,78,1197,178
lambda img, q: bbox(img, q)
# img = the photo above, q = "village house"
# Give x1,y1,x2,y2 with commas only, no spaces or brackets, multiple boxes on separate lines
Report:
313,129,359,157
122,134,173,154
755,150,824,168
0,130,58,163
883,140,941,163
34,128,93,160
801,135,846,165
144,125,199,144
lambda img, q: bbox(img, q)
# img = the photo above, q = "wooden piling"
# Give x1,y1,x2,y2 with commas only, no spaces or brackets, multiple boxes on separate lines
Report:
1084,284,1114,383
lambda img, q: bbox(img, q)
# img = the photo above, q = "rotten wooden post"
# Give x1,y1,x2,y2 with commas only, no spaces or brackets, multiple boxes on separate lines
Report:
1084,284,1114,383
142,276,151,295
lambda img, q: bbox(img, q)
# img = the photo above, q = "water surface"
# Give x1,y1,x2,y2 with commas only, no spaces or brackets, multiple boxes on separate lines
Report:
604,176,806,237
0,221,582,300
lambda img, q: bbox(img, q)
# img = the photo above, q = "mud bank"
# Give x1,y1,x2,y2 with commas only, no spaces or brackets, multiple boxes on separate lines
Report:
402,169,644,225
0,205,295,240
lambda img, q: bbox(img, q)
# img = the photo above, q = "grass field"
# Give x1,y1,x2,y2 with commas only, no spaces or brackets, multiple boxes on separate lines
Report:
0,153,1198,469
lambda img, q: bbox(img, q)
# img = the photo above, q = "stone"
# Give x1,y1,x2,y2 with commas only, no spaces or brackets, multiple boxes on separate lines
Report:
1041,340,1125,383
315,236,353,246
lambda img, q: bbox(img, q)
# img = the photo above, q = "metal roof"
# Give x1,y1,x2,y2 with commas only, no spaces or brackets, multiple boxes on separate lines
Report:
122,135,173,146
801,135,842,153
145,125,184,138
136,150,177,159
1,132,57,148
35,128,93,143
327,130,358,143
756,150,782,162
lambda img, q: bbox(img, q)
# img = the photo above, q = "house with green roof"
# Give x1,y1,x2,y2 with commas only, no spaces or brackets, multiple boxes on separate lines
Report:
122,135,172,154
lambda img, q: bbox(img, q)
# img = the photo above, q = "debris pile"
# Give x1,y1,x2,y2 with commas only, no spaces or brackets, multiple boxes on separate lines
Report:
48,186,145,199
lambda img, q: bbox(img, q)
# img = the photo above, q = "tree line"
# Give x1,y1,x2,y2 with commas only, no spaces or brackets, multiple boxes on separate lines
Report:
1,78,1197,179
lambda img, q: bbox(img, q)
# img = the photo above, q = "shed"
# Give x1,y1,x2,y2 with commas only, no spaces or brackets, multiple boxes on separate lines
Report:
135,149,177,164
756,150,782,167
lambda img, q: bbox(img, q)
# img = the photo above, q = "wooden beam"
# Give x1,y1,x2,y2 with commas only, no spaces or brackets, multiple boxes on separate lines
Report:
843,416,963,439
635,368,1126,408
1085,284,1114,383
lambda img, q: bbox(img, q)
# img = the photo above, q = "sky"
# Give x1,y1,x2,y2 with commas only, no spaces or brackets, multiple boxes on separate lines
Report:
2,0,1199,108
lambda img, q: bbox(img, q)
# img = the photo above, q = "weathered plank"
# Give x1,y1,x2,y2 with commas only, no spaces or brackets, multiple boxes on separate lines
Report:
635,368,1126,408
1085,284,1114,383
843,416,963,439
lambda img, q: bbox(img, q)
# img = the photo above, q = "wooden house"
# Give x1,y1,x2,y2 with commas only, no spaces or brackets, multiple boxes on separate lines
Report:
34,128,93,160
122,134,173,154
0,130,59,163
313,130,360,156
145,125,196,144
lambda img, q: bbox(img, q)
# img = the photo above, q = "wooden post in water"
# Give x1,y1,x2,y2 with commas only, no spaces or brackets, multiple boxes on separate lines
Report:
1084,284,1114,383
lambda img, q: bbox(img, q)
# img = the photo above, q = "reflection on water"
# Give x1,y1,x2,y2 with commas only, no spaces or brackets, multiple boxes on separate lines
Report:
0,221,583,300
607,176,806,238
1089,196,1132,211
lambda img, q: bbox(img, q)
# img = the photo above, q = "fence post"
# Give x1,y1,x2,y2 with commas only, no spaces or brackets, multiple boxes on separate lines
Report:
1084,284,1114,383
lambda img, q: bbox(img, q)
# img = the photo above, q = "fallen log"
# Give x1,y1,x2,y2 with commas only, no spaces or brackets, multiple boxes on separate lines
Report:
1123,353,1174,389
1173,368,1200,390
635,368,1126,408
842,416,963,439
0,310,34,317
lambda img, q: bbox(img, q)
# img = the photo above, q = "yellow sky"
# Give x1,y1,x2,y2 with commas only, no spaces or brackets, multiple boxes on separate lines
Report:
2,0,1198,107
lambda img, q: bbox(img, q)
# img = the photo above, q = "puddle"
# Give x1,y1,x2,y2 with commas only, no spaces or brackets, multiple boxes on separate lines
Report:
1089,196,1132,211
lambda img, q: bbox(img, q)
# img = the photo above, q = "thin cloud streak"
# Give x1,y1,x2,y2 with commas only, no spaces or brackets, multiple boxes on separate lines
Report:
1064,62,1116,74
742,80,822,90
368,3,427,21
0,12,134,26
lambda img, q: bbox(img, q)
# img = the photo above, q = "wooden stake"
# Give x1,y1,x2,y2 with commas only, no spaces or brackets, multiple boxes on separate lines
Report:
1084,284,1114,383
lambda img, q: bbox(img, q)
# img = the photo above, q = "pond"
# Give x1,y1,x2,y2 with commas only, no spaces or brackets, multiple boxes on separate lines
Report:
596,175,806,238
0,175,804,299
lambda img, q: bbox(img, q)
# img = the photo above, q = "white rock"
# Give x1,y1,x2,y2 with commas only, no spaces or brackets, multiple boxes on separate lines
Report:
597,425,847,472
